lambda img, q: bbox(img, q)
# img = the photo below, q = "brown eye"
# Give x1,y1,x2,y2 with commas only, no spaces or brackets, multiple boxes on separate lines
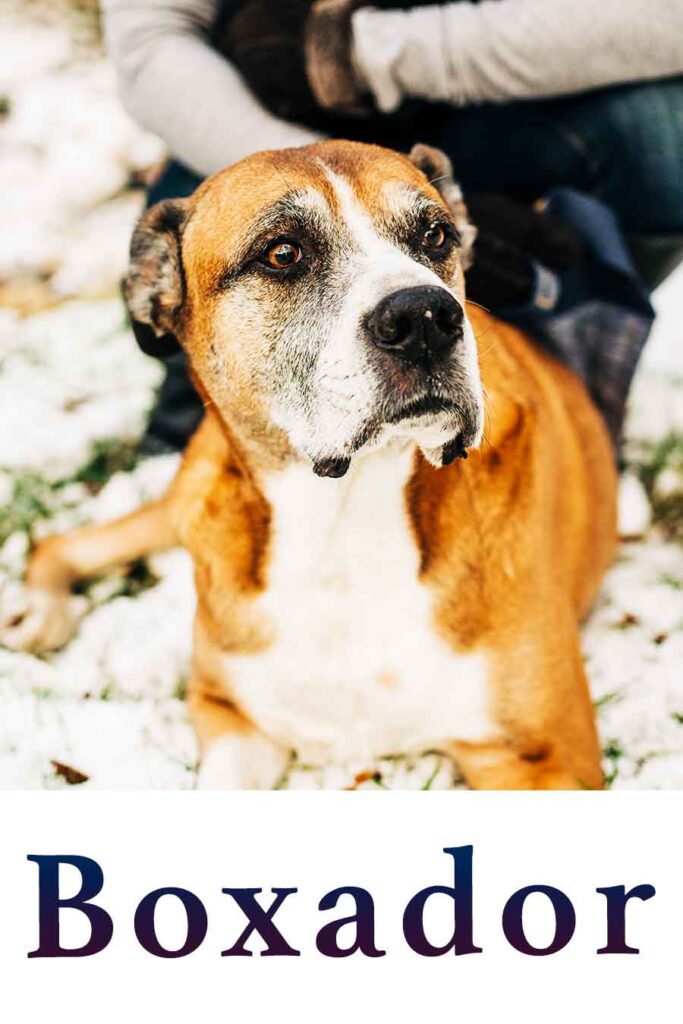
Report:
422,223,449,251
262,240,303,270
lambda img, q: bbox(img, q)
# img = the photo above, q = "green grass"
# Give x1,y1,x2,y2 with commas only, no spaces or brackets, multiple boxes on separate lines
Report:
422,756,444,790
632,432,683,541
1,437,141,549
73,437,139,493
0,473,54,545
173,676,189,701
652,494,683,542
602,739,624,788
636,432,683,492
658,572,683,590
594,691,623,710
117,557,159,598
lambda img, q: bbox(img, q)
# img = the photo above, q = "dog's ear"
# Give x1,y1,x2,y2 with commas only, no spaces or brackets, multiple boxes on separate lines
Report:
409,143,476,269
123,199,189,357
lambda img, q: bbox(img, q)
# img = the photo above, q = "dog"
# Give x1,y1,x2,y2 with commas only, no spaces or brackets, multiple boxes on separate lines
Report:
1,140,617,789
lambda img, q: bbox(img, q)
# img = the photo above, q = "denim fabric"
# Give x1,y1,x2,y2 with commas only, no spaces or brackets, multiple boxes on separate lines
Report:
146,161,203,207
433,79,683,230
432,77,683,285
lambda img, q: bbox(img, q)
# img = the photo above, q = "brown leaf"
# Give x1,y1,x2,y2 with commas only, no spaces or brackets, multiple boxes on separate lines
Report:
345,770,382,791
51,760,89,785
616,612,640,629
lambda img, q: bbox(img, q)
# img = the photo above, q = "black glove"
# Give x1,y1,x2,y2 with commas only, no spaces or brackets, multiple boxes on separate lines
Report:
217,0,481,122
217,0,440,122
216,0,317,121
465,193,585,310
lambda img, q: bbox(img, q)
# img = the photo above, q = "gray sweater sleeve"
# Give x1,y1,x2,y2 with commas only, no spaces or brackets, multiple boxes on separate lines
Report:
101,0,321,178
352,0,683,112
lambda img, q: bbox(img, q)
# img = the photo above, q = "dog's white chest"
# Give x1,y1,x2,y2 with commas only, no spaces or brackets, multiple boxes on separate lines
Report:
225,449,493,763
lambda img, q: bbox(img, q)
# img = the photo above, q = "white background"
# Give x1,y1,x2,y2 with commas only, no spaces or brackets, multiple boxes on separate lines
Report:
0,792,680,1022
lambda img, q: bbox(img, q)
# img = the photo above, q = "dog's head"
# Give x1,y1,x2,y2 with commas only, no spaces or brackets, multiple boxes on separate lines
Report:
125,140,483,476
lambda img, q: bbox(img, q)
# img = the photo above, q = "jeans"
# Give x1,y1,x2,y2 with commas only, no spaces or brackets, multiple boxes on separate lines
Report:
432,76,683,286
140,77,683,453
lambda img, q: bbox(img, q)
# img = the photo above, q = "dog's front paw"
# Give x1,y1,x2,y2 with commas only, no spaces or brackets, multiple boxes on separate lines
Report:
197,733,290,790
0,583,87,654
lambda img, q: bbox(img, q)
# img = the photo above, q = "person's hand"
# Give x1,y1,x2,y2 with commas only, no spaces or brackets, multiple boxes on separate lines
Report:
216,0,315,120
465,194,585,310
216,0,368,121
306,0,368,114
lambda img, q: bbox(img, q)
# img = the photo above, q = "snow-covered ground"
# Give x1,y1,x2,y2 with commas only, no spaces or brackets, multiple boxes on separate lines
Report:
1,2,682,790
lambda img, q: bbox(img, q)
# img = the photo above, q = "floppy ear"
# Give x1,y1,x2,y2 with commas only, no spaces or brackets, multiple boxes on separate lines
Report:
409,143,476,269
123,199,189,358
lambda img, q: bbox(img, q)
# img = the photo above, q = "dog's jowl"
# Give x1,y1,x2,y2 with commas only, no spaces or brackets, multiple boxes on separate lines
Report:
1,141,617,789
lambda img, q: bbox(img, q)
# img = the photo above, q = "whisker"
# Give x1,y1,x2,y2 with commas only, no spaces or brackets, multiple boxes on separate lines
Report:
466,298,493,315
474,323,496,345
478,338,498,358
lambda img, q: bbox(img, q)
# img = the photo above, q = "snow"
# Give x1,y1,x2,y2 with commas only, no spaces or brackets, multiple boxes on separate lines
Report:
0,3,165,295
0,2,682,790
0,300,162,476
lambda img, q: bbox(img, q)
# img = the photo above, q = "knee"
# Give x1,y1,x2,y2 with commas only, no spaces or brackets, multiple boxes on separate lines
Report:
583,78,683,233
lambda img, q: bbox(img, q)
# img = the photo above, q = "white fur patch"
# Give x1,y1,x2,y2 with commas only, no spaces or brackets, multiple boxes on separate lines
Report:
322,163,448,306
223,445,495,765
198,732,290,790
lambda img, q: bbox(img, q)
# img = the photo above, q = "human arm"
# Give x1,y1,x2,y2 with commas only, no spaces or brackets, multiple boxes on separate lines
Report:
101,0,321,178
352,0,683,112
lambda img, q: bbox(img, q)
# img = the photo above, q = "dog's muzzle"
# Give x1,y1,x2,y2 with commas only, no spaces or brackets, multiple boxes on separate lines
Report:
311,286,477,479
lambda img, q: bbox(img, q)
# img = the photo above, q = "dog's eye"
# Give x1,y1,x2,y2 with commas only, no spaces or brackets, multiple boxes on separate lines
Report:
261,240,303,270
422,223,449,251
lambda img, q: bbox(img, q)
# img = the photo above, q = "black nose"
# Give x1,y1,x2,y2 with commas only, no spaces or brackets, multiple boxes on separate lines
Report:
366,286,464,368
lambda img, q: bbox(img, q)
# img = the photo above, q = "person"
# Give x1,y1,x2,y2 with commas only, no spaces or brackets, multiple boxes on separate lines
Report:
102,0,683,454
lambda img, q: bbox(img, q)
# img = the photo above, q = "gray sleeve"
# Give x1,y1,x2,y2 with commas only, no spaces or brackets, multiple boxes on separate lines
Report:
101,0,321,178
352,0,683,112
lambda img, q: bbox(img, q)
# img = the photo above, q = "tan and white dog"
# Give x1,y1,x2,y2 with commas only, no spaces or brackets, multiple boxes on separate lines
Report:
1,141,617,789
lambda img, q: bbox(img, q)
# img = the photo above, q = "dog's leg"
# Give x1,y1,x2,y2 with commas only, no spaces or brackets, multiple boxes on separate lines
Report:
450,649,604,790
0,499,176,654
450,739,601,790
189,683,290,790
